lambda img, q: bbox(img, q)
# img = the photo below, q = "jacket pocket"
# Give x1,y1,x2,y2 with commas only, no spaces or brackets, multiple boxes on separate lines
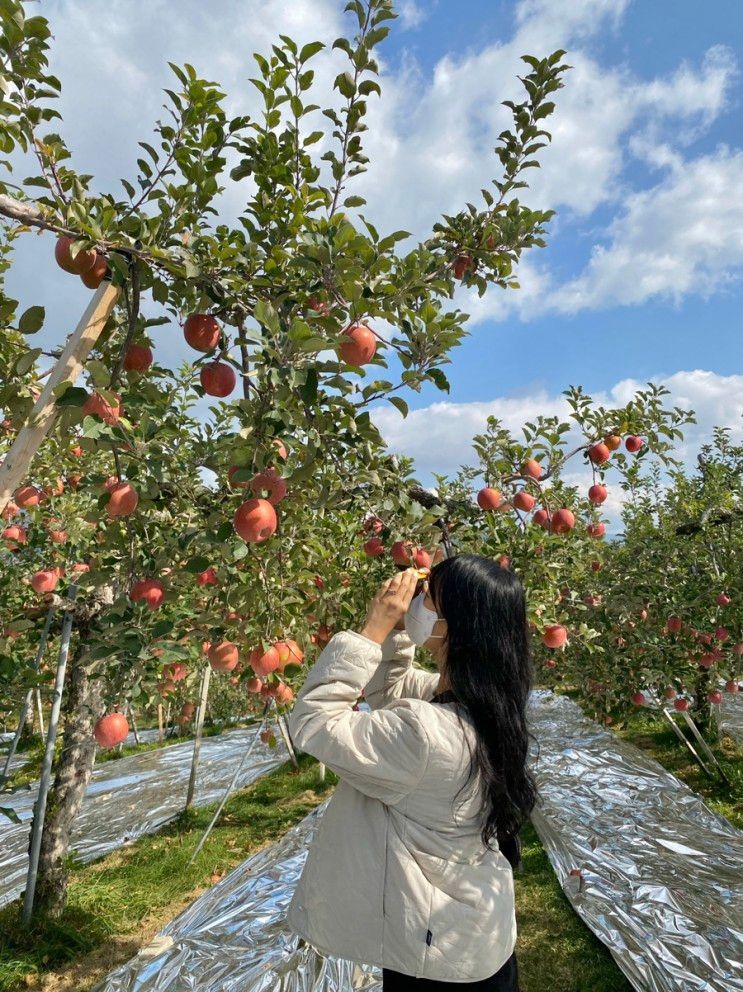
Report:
414,850,489,960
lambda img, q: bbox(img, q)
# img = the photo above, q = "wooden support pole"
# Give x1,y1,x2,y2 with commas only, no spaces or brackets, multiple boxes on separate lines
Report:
157,704,165,743
0,281,119,515
34,689,45,740
185,665,212,810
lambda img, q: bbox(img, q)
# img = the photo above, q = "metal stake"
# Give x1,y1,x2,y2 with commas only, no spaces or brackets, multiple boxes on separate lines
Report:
188,700,274,865
1,607,55,782
680,710,730,786
185,665,211,810
661,707,714,777
22,588,77,926
276,712,299,768
127,703,141,746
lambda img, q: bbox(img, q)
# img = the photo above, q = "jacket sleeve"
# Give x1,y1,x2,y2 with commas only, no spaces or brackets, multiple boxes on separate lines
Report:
362,629,440,710
287,630,430,804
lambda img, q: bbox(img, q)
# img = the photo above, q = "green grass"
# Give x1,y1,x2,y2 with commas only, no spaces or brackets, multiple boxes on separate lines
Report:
0,711,738,992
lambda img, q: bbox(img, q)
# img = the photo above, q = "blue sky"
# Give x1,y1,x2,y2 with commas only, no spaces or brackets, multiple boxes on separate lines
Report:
4,0,742,492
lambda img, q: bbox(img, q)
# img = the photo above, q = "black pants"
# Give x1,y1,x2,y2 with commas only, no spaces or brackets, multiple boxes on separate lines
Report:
382,952,520,991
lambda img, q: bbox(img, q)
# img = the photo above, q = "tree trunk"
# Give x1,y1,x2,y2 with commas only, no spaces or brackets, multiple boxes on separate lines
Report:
32,643,104,919
693,667,711,731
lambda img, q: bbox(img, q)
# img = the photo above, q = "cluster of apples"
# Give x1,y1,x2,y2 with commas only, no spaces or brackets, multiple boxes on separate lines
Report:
180,305,378,404
204,637,303,704
477,436,644,539
229,439,288,545
360,518,437,570
54,235,108,289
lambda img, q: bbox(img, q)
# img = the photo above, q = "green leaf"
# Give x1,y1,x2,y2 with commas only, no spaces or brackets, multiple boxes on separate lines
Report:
388,396,408,417
427,368,450,393
299,41,324,63
186,556,212,574
335,72,356,99
55,386,89,408
343,195,366,207
299,368,319,404
254,299,280,334
15,348,42,376
18,305,45,335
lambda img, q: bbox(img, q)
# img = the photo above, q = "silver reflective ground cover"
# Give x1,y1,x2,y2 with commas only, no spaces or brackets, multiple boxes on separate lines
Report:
0,726,286,909
92,800,381,992
717,689,743,746
96,691,742,992
528,691,743,992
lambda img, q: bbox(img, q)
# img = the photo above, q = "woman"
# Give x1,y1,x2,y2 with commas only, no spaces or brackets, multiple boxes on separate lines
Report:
286,554,536,990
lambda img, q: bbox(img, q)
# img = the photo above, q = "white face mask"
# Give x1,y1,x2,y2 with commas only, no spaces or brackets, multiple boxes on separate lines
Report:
405,592,445,646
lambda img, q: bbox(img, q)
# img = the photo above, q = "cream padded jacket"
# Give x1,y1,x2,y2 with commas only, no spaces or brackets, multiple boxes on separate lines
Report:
285,629,516,982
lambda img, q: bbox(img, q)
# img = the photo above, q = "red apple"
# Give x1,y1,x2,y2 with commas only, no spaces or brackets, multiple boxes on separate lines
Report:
55,235,95,275
664,687,677,700
234,498,277,542
83,391,121,425
275,683,294,705
130,578,165,610
725,680,740,693
588,442,610,464
708,690,723,705
532,508,550,529
31,569,59,594
413,548,431,569
250,467,287,505
392,540,412,566
107,482,139,518
339,324,377,365
15,484,42,508
716,592,731,607
364,537,385,557
542,625,568,649
604,434,622,451
477,487,501,511
513,491,536,512
631,692,646,706
200,361,236,397
588,484,607,505
275,639,304,669
81,252,108,289
246,677,263,693
673,698,689,712
249,645,281,677
521,459,542,480
625,435,644,453
94,713,129,748
184,313,220,351
208,641,239,672
551,509,575,534
197,567,219,587
162,662,188,682
453,254,473,280
123,344,153,372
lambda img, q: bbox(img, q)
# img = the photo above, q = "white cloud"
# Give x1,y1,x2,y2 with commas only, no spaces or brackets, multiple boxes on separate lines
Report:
372,370,743,493
547,148,743,313
397,1,430,30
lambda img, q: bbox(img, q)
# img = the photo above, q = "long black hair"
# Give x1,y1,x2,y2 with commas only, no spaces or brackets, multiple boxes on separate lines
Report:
428,554,537,853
